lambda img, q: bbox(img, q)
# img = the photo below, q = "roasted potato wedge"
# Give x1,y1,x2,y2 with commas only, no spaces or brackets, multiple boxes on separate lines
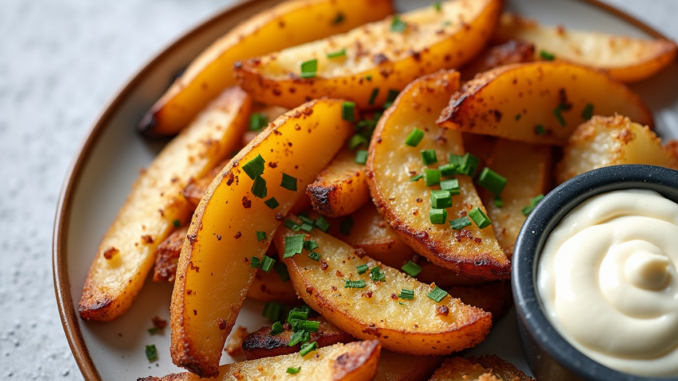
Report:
170,99,354,377
367,70,510,280
183,159,229,209
248,265,299,304
235,0,502,109
459,39,535,81
447,281,512,323
153,225,189,282
429,355,534,381
79,87,251,321
374,351,444,381
494,14,678,83
139,0,394,136
243,317,356,360
479,139,552,257
276,219,492,355
437,61,653,145
557,115,678,184
307,147,371,217
144,341,382,381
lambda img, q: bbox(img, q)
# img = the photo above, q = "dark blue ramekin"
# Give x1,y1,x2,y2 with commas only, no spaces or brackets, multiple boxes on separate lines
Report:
512,165,678,381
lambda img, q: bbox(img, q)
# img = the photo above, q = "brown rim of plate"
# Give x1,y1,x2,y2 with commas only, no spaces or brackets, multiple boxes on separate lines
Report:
52,0,676,379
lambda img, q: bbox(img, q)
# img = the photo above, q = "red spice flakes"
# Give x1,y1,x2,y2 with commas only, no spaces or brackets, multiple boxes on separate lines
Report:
217,318,227,330
141,235,154,244
320,260,329,271
234,231,242,239
436,305,449,316
102,247,118,260
151,316,167,330
242,196,252,209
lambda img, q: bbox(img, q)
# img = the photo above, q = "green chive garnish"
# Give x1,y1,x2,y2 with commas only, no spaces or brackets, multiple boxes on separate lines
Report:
308,251,321,261
349,134,368,150
270,321,284,336
399,289,415,300
281,173,297,191
439,163,458,177
430,190,452,209
421,150,438,165
468,207,492,229
287,367,301,374
283,235,306,258
303,240,319,251
404,128,425,147
327,48,346,59
535,125,546,136
342,102,355,122
433,2,442,11
522,194,545,216
145,345,158,362
340,217,354,235
494,195,503,208
429,208,447,224
401,261,422,277
345,279,366,288
425,169,441,186
370,266,385,282
300,342,318,356
333,12,345,24
477,167,507,195
456,153,479,177
251,176,267,199
440,178,460,195
285,219,301,232
147,327,159,335
369,88,380,105
299,214,315,225
450,216,472,230
250,257,261,269
260,256,276,272
289,306,310,321
297,320,320,332
274,262,290,282
515,114,521,121
553,104,566,127
288,330,309,347
427,286,448,303
264,197,279,209
357,264,369,275
390,15,407,32
242,154,266,180
355,150,368,165
315,216,331,232
262,302,286,321
172,220,180,228
249,112,268,131
581,103,594,120
365,75,372,81
300,59,318,78
410,174,424,182
540,50,555,61
384,89,399,108
300,222,314,232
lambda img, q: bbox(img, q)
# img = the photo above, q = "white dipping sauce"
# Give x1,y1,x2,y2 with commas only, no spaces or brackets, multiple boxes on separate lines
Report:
538,189,678,377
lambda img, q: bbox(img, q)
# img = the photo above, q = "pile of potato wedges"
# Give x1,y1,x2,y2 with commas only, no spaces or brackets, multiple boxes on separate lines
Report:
78,0,678,379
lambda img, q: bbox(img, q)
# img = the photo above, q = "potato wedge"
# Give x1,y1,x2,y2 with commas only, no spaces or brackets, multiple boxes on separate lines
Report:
243,317,356,360
307,147,371,217
374,351,444,381
479,139,552,257
183,159,229,209
416,260,487,287
143,341,381,381
276,219,492,355
367,70,510,280
243,104,290,146
437,61,653,145
139,0,393,136
248,265,299,304
459,39,535,81
494,14,678,83
79,87,251,321
170,99,354,377
447,281,512,323
429,355,534,381
556,115,678,184
153,225,189,282
235,0,502,109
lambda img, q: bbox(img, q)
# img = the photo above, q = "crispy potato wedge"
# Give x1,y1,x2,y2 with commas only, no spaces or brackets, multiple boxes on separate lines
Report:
459,39,535,81
144,341,381,381
437,61,653,145
479,139,552,257
494,14,678,83
429,355,534,381
139,0,393,136
243,317,356,360
183,159,229,209
367,70,510,280
248,265,299,304
276,219,492,355
235,0,502,109
170,99,354,377
307,147,371,217
153,226,189,282
556,115,678,184
374,351,444,381
447,281,512,323
79,87,251,321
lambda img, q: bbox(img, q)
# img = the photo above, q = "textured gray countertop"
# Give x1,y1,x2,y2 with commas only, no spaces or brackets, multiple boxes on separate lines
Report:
0,0,675,379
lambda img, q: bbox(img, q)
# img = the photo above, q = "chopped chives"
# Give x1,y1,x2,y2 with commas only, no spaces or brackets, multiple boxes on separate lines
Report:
349,134,368,150
450,216,472,230
288,330,309,346
399,289,415,300
410,173,424,182
145,345,158,362
345,279,366,288
429,208,447,224
458,153,479,177
355,150,368,165
390,15,407,32
263,302,286,321
384,89,400,108
440,178,460,195
477,167,507,195
249,112,268,131
287,367,301,374
289,306,310,321
522,194,545,216
448,154,464,167
283,235,306,258
534,125,546,136
274,262,291,282
494,196,504,208
250,257,261,269
251,176,267,199
425,169,441,186
433,2,442,11
421,150,438,165
296,320,320,332
256,231,267,242
260,256,276,272
365,75,372,81
300,59,318,78
540,50,555,61
281,173,297,191
300,222,314,232
327,48,346,59
468,207,492,229
439,163,458,177
242,154,266,180
315,216,331,232
515,114,521,121
430,190,452,209
299,214,315,225
300,341,318,356
172,220,180,228
581,103,594,120
340,217,354,235
342,102,356,122
333,12,345,25
404,128,425,147
265,197,280,209
370,266,386,282
308,251,321,261
401,261,422,277
148,327,159,335
357,264,369,275
427,286,448,303
270,321,284,336
303,240,319,251
553,104,567,127
369,88,380,105
285,219,301,232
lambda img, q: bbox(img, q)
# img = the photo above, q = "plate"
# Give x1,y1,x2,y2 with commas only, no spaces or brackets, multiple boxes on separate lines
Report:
53,0,678,379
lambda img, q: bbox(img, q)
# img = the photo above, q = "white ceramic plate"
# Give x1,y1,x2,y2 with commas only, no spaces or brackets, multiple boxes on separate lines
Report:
53,0,678,379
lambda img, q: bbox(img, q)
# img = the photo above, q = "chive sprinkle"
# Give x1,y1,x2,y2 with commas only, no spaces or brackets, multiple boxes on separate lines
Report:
357,264,369,275
581,103,594,120
274,262,290,282
297,320,320,332
303,240,319,251
427,286,448,303
522,194,545,216
384,89,400,108
283,235,306,258
369,88,380,105
300,59,318,78
288,330,309,347
145,345,158,362
147,327,159,335
262,302,285,321
534,125,546,136
433,2,442,11
430,190,452,209
251,176,267,199
370,266,386,282
327,48,346,59
281,173,297,191
345,279,366,288
260,256,276,272
250,257,261,269
287,367,301,374
289,306,310,321
494,195,504,208
270,321,284,336
390,15,407,32
425,168,441,186
449,216,472,230
440,178,460,195
249,112,268,131
477,167,507,195
365,75,372,81
399,289,415,300
342,102,356,122
300,222,314,232
355,150,368,165
264,197,279,209
308,251,321,261
300,342,318,356
468,207,492,229
242,154,266,180
404,128,425,147
340,217,354,235
540,50,555,61
333,12,345,24
553,104,567,127
458,153,479,177
285,219,301,232
429,208,447,224
349,134,368,150
410,173,424,182
421,150,438,165
299,214,315,225
401,261,422,277
172,220,180,228
515,114,521,121
439,163,458,177
315,216,331,232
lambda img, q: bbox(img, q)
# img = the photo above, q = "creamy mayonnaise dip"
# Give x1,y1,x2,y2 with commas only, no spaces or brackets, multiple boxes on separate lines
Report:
538,189,678,377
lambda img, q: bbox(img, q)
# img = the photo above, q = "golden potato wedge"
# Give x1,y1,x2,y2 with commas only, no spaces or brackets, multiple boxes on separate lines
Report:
459,39,535,81
367,70,510,280
153,225,189,282
447,281,512,323
248,265,299,304
182,159,230,209
556,115,678,184
139,0,394,136
170,99,354,377
437,61,653,145
144,341,381,381
494,14,678,83
479,139,552,257
242,317,356,360
307,147,371,217
429,355,534,381
235,0,502,109
276,219,492,355
79,87,251,321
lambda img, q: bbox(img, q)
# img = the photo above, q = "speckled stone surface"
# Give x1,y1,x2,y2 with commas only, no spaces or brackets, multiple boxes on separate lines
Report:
0,0,675,380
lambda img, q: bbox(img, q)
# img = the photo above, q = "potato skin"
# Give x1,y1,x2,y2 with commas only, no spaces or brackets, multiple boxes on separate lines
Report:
459,39,535,81
140,0,394,136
